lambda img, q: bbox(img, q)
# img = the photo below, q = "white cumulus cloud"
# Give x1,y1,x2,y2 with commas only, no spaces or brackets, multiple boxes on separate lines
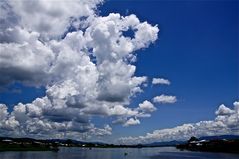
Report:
138,100,156,113
118,101,239,144
153,94,177,104
123,118,140,127
0,0,159,140
152,78,170,85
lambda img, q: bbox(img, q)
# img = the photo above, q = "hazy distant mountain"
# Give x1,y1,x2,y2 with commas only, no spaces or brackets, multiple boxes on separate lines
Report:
199,135,239,140
0,137,107,146
1,135,238,147
143,135,239,147
144,140,186,147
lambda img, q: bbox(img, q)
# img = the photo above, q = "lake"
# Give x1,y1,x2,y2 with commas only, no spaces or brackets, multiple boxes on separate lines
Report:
0,147,238,159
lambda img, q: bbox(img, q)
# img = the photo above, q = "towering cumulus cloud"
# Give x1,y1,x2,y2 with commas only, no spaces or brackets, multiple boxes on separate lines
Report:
0,0,159,140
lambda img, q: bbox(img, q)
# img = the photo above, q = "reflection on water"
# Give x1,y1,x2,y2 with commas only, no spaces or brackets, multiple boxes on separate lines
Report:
0,147,238,159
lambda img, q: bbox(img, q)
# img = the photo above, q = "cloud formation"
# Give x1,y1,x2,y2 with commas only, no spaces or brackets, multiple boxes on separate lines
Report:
123,118,140,127
153,94,177,104
152,78,170,85
0,0,159,140
118,101,239,144
2,1,236,144
138,100,156,113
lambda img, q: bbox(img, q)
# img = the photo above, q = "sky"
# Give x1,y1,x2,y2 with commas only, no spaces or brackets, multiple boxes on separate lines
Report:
0,0,238,144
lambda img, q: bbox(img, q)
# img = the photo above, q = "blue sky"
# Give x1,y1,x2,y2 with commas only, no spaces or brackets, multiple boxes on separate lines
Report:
0,0,238,143
96,0,239,139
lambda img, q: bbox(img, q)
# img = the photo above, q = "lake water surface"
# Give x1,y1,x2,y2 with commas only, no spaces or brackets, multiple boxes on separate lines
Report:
0,147,238,159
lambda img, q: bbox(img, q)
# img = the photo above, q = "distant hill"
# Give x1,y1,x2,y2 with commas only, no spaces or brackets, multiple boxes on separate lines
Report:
44,139,85,144
0,137,37,142
143,135,239,147
144,140,186,147
45,139,107,145
176,135,239,153
199,135,239,141
1,135,238,148
0,137,107,147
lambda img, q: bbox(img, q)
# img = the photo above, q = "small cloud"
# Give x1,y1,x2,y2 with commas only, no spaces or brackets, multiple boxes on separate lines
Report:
153,94,177,104
123,118,140,127
138,100,156,113
152,78,170,85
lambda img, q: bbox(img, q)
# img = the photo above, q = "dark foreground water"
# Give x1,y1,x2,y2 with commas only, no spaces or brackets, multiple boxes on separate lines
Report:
0,147,238,159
